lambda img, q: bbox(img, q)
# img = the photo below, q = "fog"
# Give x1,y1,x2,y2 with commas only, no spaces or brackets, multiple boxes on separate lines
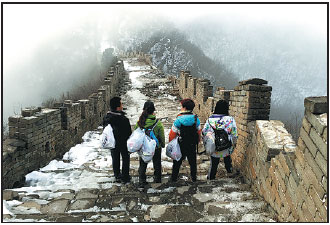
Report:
3,4,327,130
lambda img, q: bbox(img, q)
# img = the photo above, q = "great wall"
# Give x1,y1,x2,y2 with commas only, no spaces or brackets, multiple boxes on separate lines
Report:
2,51,328,222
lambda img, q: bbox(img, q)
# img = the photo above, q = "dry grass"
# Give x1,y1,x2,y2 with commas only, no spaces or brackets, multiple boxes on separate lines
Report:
283,112,302,142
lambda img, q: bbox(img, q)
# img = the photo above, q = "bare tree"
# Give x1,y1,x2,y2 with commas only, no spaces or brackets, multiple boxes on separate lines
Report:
283,111,302,142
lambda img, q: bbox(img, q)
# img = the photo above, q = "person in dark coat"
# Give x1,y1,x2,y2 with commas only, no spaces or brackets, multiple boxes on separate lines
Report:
103,97,132,183
134,101,165,187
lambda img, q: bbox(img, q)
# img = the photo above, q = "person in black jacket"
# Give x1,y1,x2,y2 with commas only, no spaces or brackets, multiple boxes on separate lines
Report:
103,97,132,183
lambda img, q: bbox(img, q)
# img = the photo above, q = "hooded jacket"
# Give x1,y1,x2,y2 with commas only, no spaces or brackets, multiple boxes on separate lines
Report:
169,111,202,143
134,114,165,149
202,114,238,158
103,110,132,149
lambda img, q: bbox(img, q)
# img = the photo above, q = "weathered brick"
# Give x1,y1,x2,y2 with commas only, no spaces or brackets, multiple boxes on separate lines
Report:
249,161,257,179
310,127,327,159
294,147,306,169
265,178,275,203
279,204,290,220
270,179,281,205
305,110,326,135
278,153,290,176
300,127,318,157
322,127,327,142
315,151,327,175
304,149,323,182
300,183,318,216
288,175,300,206
314,211,326,222
242,84,272,92
302,117,312,134
274,166,287,192
297,207,307,222
309,185,327,218
301,202,315,222
285,189,299,220
297,137,306,153
269,165,278,189
304,163,326,198
321,176,327,191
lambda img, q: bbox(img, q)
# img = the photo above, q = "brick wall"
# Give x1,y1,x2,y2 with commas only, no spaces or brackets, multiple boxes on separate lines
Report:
229,79,272,169
3,60,125,189
244,97,327,222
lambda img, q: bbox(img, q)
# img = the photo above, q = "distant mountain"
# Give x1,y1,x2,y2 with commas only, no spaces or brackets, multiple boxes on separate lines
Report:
122,29,239,90
115,18,326,139
180,18,327,121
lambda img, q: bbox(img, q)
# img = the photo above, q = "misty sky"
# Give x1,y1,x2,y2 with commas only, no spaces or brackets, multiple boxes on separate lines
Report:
2,3,327,125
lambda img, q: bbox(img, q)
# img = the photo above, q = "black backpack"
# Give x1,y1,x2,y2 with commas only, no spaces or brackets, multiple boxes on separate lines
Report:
208,120,232,151
179,115,199,146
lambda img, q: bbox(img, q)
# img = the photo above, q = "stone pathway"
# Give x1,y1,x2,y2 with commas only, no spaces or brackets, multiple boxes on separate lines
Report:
2,58,277,222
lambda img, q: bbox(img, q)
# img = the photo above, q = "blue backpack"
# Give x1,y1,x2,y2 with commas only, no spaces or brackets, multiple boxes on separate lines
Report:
144,119,160,147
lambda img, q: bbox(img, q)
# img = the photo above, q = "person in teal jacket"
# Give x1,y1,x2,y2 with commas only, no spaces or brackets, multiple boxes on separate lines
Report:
134,101,165,187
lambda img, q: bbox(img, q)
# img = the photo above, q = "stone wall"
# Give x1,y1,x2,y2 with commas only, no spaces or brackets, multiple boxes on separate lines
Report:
119,51,153,66
175,71,272,169
3,60,125,190
245,97,327,222
172,70,327,222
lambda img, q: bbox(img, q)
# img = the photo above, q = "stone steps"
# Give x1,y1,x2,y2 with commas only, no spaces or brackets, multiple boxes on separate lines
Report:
4,178,275,222
3,58,277,222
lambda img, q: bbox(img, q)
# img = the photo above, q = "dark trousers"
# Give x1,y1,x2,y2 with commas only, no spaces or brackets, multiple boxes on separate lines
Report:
171,143,197,182
208,155,233,180
111,146,130,181
139,148,162,183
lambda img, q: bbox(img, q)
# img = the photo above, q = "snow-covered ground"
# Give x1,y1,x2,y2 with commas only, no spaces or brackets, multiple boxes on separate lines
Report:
3,59,276,222
3,59,178,220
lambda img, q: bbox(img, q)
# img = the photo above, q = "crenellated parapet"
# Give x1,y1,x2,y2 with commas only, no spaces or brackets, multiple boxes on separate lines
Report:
3,60,126,190
171,70,327,222
244,97,328,222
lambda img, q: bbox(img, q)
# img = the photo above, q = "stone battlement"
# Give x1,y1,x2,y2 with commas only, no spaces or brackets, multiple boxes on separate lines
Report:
2,53,327,222
170,70,327,222
3,60,126,189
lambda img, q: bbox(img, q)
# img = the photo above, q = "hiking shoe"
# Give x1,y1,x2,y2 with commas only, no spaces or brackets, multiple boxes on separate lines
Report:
154,177,162,183
169,178,177,183
122,176,131,184
122,180,130,184
138,181,148,188
227,170,239,178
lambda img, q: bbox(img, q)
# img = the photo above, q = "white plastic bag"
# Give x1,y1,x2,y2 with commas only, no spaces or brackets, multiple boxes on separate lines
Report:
166,137,182,161
140,135,156,163
203,132,216,155
100,124,116,149
127,128,145,153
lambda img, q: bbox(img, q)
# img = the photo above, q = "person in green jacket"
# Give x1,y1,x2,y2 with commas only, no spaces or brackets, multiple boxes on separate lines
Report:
134,101,165,187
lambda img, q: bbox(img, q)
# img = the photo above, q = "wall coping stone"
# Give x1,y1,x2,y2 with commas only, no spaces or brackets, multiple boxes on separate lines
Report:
78,100,89,103
304,96,327,114
239,78,268,85
256,120,297,156
40,108,58,114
